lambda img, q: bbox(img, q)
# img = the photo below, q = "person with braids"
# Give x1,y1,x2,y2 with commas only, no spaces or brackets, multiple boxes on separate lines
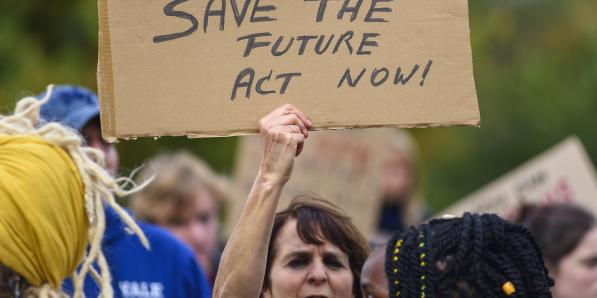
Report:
0,85,148,297
360,213,554,298
39,85,211,298
518,204,597,298
214,105,369,298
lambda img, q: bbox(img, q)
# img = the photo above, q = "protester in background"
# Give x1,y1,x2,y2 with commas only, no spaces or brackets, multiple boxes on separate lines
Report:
373,130,427,247
0,85,146,297
130,151,230,284
519,204,597,298
214,105,369,298
38,85,118,176
360,213,554,298
39,85,211,298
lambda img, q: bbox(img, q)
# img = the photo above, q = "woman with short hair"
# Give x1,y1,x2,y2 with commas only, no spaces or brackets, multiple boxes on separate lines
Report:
131,151,230,283
214,105,369,298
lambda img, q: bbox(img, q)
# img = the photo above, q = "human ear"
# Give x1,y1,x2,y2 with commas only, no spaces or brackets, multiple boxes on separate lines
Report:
546,261,559,280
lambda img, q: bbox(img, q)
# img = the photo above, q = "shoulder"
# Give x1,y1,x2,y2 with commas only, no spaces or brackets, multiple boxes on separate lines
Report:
104,217,211,298
139,222,212,298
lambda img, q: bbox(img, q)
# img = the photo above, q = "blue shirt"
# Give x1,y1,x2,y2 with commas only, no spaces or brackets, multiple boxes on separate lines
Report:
63,207,211,298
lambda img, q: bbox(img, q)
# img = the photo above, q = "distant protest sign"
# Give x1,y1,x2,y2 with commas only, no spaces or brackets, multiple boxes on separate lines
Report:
438,137,597,219
98,0,479,141
230,128,400,236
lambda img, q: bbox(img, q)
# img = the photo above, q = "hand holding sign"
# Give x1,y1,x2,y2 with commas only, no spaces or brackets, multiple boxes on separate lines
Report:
257,104,312,186
215,104,311,298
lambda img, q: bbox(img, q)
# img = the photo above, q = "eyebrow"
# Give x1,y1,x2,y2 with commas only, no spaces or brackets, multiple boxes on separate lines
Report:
284,250,311,260
322,251,343,260
580,255,597,262
284,249,343,258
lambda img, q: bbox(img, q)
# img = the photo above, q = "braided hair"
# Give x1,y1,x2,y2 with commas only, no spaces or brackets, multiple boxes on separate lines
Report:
385,213,553,298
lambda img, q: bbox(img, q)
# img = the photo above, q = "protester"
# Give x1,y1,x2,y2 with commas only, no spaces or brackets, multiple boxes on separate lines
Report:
361,245,393,298
214,105,369,298
519,204,597,298
0,85,146,297
38,86,117,176
374,130,427,244
130,151,229,283
39,85,211,298
361,213,554,298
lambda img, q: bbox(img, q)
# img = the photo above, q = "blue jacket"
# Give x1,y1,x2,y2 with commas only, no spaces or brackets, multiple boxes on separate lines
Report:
63,207,211,298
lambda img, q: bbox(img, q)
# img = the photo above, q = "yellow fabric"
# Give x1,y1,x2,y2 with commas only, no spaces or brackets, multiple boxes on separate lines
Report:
0,135,88,288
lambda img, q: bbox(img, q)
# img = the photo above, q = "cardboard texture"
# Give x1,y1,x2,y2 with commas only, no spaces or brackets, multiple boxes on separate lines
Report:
438,137,597,219
230,128,401,236
98,0,479,141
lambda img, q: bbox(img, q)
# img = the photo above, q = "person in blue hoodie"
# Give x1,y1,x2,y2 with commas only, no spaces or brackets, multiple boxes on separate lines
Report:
39,85,211,298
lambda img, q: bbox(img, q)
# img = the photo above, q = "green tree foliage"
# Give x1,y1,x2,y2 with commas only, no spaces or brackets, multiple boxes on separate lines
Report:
418,0,597,210
1,0,595,210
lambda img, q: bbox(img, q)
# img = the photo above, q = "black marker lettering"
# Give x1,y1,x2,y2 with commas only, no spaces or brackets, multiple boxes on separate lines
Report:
337,0,364,22
371,68,390,86
153,0,198,43
256,70,276,95
231,68,255,100
237,32,272,57
338,68,366,88
230,0,252,27
204,0,226,33
365,0,393,22
333,31,354,54
356,33,380,55
251,0,277,23
296,35,319,55
315,35,335,54
312,0,329,22
394,65,420,85
419,60,433,86
276,72,302,94
271,36,295,56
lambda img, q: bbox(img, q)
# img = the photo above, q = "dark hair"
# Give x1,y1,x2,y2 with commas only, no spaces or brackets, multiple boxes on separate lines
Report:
0,265,28,297
263,194,369,298
385,213,553,298
518,204,595,267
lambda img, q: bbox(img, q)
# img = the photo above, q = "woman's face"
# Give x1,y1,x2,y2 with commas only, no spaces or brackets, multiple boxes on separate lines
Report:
162,188,220,277
263,219,355,298
552,226,597,298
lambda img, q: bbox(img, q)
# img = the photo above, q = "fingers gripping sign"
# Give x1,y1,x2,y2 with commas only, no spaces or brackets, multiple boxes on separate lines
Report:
258,104,312,185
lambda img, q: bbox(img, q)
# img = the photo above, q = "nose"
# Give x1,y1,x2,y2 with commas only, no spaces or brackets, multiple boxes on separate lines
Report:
307,260,328,286
188,220,209,247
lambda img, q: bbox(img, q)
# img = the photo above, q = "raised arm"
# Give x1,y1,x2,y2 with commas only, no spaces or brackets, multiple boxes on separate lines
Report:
214,104,312,298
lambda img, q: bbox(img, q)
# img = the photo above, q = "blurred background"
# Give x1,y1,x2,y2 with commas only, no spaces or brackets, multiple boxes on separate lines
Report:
1,0,596,212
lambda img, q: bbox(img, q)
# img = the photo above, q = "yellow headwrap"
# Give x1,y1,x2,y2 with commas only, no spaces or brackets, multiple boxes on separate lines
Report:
0,85,149,297
0,135,89,288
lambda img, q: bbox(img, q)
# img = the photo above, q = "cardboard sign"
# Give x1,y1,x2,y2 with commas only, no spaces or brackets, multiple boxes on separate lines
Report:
98,0,480,141
438,137,597,219
230,128,402,236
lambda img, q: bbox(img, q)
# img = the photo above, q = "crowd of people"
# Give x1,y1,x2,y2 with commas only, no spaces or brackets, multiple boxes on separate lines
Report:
0,84,595,297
